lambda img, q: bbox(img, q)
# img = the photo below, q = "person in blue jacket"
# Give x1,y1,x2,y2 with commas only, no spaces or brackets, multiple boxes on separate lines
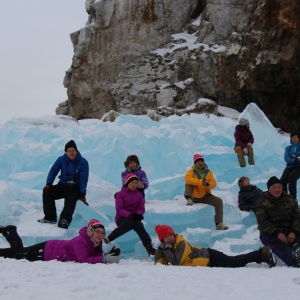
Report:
38,140,89,229
280,132,300,199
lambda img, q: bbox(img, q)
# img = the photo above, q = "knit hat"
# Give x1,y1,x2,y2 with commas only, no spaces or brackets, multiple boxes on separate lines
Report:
86,219,105,237
155,225,176,242
124,155,140,168
267,176,282,190
65,140,78,152
239,118,249,126
124,174,138,186
238,176,249,187
194,153,204,163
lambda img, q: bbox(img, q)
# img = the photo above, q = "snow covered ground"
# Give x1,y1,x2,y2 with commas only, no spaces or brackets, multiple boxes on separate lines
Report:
0,103,299,300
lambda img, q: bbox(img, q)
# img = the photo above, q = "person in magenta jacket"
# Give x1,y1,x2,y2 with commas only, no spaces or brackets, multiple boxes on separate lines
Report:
104,174,156,256
0,219,120,264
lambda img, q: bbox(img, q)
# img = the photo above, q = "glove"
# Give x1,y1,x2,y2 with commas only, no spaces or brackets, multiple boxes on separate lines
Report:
103,249,120,264
243,147,248,155
133,213,144,220
108,246,121,256
79,194,89,206
160,243,173,251
294,158,300,165
202,180,210,187
43,184,52,194
247,143,252,146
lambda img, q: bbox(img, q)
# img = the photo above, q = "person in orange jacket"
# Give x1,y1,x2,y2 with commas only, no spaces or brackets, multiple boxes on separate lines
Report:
154,225,276,268
184,153,228,230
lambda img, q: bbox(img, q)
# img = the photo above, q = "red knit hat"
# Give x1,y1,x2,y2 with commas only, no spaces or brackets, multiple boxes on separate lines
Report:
155,225,176,242
124,174,138,186
194,153,204,163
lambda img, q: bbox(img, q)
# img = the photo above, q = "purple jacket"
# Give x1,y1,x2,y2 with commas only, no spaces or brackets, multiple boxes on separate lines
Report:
234,125,254,149
44,227,103,264
121,167,149,189
115,185,145,222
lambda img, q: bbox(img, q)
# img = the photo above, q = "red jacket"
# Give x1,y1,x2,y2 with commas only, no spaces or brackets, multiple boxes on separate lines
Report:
234,125,254,149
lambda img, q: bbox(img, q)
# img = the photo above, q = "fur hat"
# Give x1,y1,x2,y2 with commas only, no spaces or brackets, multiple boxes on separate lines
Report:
239,118,249,126
86,219,105,237
124,174,138,186
267,176,282,190
194,153,204,163
238,176,249,187
155,225,176,242
124,155,140,168
65,140,78,152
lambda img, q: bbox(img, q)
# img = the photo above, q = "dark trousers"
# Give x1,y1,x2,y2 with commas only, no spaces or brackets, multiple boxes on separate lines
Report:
280,166,300,199
108,217,152,247
261,232,300,266
208,248,261,268
43,183,79,224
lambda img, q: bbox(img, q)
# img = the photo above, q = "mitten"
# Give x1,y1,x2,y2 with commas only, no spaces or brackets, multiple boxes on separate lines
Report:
202,180,210,187
243,148,248,155
134,214,144,220
160,243,173,251
43,184,52,194
108,246,121,256
103,252,120,264
79,194,89,206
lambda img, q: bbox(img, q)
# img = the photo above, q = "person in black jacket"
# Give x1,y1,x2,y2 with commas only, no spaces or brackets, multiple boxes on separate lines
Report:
238,176,263,212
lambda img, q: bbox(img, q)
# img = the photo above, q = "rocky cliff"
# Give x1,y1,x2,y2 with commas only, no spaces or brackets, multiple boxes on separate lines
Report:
56,0,300,132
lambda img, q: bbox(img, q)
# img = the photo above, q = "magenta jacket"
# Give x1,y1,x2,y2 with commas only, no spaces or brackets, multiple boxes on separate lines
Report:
234,125,254,149
44,227,103,264
115,185,145,222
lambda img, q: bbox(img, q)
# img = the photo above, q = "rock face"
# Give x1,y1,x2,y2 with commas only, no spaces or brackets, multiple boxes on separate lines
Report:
58,0,300,132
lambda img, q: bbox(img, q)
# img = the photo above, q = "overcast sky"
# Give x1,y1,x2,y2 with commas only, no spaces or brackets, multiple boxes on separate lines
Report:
0,0,87,123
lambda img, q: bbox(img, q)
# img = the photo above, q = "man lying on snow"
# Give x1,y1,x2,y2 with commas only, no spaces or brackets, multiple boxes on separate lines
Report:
154,225,276,268
0,219,120,264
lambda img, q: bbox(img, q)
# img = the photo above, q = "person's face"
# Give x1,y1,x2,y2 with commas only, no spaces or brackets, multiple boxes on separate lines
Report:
129,161,138,170
163,234,175,244
194,159,205,169
268,183,283,198
91,228,106,244
65,148,77,160
127,179,138,191
242,178,250,186
291,135,299,144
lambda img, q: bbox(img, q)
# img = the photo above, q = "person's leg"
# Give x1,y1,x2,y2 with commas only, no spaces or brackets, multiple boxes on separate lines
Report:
261,233,293,266
42,183,65,222
235,146,246,167
247,145,255,165
0,248,14,258
22,242,47,262
133,220,156,255
184,184,195,205
208,248,261,268
287,167,300,198
0,225,24,257
58,186,80,227
280,168,291,194
106,217,134,242
199,194,224,224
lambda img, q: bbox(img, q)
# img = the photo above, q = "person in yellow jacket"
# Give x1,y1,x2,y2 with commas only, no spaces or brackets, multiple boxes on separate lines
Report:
184,153,228,230
154,225,277,268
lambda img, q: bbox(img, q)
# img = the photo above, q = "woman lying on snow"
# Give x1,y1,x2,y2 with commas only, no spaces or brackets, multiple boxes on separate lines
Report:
0,219,120,264
154,225,276,268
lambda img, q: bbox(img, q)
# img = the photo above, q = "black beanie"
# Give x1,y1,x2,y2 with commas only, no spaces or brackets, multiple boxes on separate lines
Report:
267,176,282,190
65,140,78,152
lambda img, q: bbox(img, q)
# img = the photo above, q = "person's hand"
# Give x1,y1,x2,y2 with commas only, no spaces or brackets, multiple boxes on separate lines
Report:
137,181,144,188
160,242,173,251
129,213,144,220
79,194,89,206
287,232,296,244
43,184,52,194
202,180,210,187
243,148,248,155
247,143,252,146
290,154,297,158
103,247,121,264
277,233,288,243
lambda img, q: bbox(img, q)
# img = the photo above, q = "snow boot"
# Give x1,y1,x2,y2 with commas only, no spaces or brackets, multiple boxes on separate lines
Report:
261,246,277,268
292,243,300,268
0,225,24,258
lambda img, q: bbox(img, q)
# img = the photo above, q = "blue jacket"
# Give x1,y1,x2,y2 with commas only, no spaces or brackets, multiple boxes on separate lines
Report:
46,151,89,195
284,141,300,168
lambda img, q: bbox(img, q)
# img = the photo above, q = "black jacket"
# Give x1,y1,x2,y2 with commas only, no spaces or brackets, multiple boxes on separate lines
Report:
238,184,263,212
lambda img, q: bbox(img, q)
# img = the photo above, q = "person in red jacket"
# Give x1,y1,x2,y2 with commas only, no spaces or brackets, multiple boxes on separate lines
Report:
0,219,120,264
234,118,255,167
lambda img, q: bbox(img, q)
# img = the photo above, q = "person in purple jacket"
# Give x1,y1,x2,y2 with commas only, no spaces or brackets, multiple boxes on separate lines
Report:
104,174,156,256
234,118,255,167
121,155,149,199
0,219,120,264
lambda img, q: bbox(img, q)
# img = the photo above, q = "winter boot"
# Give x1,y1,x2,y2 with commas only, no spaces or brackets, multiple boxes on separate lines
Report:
261,246,277,268
247,145,255,165
235,146,246,167
145,244,156,256
292,243,300,268
1,225,24,258
216,223,229,230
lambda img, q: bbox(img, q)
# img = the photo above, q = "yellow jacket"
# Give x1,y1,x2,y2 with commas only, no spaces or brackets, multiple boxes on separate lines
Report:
155,234,210,267
184,165,216,198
